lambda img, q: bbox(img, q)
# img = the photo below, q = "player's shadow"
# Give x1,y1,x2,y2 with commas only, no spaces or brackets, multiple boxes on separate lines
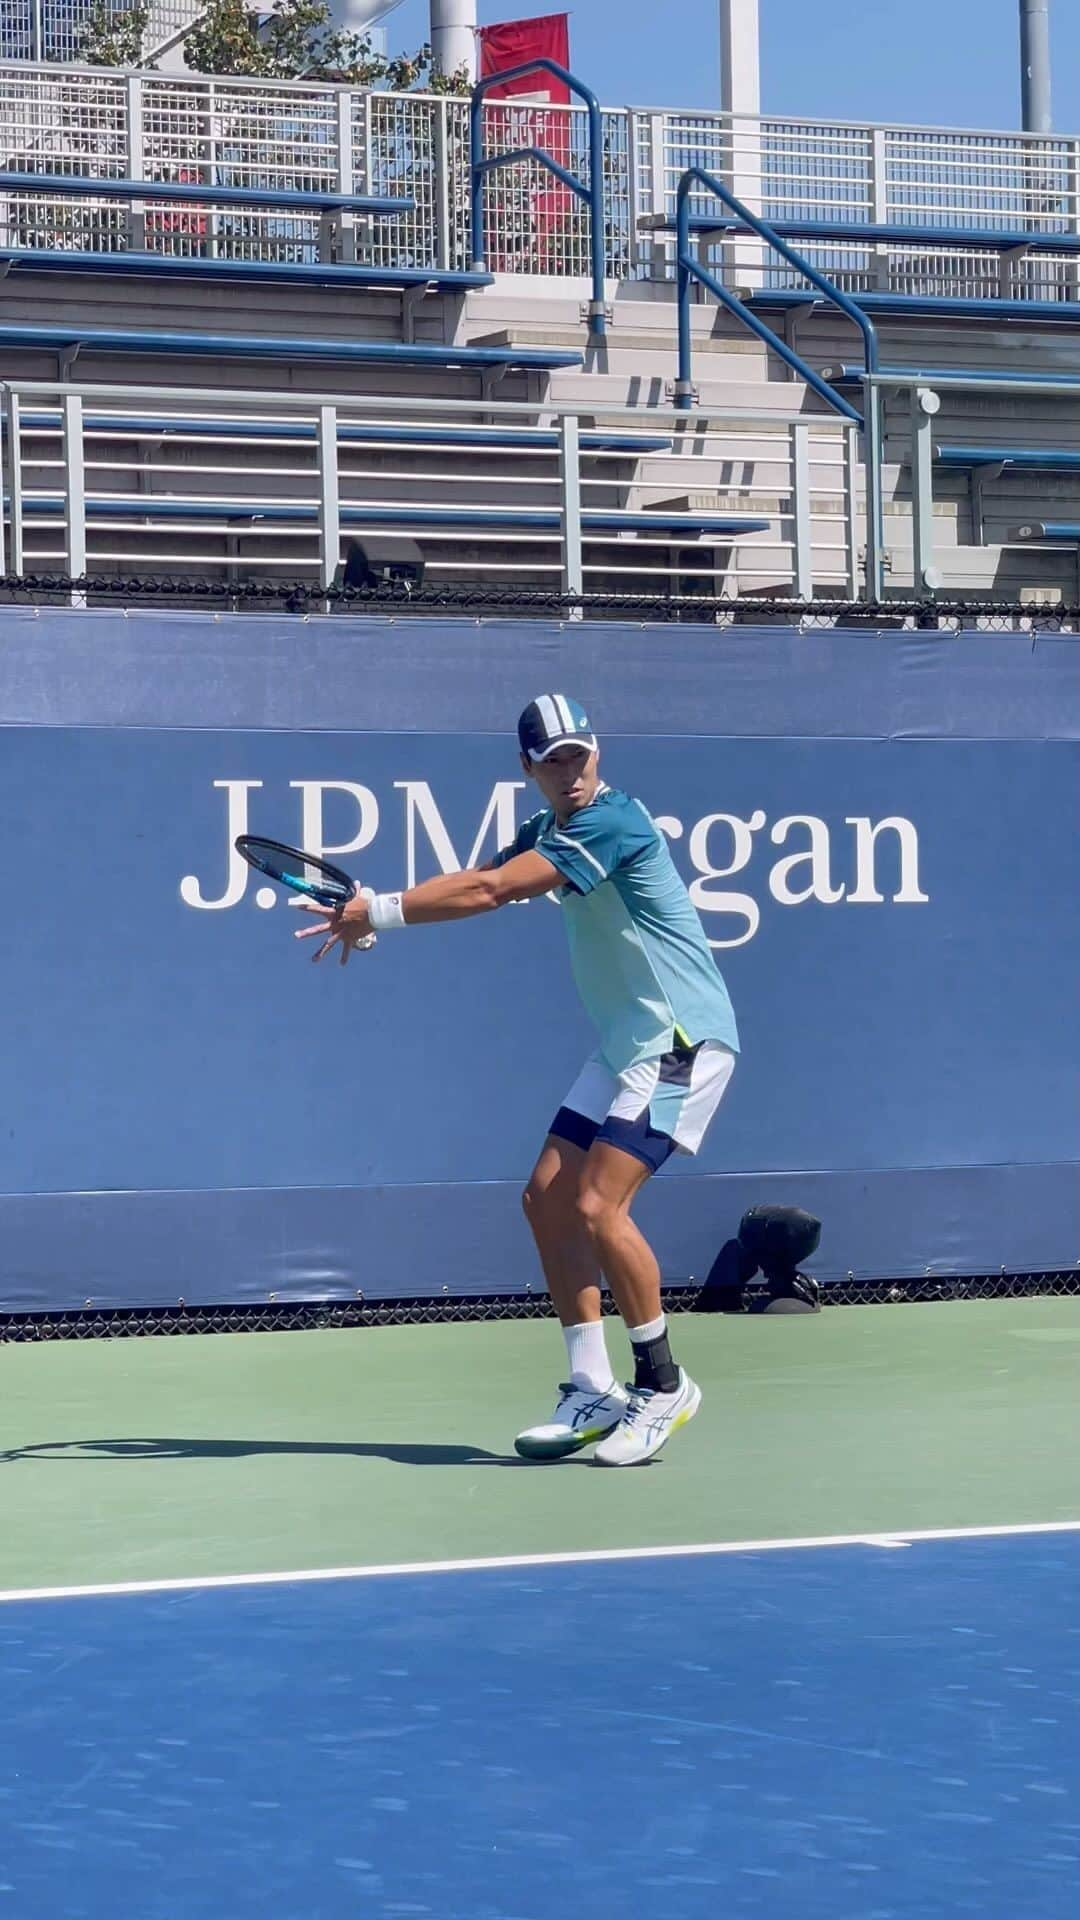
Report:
0,1436,559,1469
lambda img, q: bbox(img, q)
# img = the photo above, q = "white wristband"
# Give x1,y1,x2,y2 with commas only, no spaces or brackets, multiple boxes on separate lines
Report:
361,887,407,930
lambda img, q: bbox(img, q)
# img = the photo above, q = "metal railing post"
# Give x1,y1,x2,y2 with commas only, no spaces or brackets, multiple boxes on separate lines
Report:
62,391,86,599
434,96,451,272
791,419,812,599
675,186,694,407
586,91,606,324
5,389,23,578
627,111,662,276
328,88,356,264
558,412,584,613
862,377,885,602
1067,138,1080,301
317,404,340,592
869,126,889,288
910,384,941,596
126,73,145,253
206,79,220,261
844,424,860,602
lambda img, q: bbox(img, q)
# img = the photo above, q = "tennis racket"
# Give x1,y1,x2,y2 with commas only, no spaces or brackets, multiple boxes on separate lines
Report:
235,835,358,908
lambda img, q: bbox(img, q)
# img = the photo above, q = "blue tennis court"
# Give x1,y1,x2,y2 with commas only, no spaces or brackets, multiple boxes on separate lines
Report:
4,1525,1078,1920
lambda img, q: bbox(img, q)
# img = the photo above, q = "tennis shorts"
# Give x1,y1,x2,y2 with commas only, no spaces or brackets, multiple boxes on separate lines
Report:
549,1040,736,1174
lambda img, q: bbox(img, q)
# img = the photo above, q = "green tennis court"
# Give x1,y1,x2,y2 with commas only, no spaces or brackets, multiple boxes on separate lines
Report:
4,1300,1077,1591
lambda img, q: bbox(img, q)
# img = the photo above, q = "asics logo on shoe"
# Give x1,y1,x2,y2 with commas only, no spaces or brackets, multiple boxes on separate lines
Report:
556,1384,619,1429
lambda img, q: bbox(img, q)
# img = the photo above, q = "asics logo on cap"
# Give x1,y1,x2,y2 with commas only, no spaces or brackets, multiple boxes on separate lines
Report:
517,693,598,761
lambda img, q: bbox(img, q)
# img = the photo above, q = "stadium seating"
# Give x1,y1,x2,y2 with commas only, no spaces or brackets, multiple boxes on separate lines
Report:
15,496,765,534
0,322,581,376
644,211,1080,261
18,412,671,454
0,248,492,295
4,76,1080,605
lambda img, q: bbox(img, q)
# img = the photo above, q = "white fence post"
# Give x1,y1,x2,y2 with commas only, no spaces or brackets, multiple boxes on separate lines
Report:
317,404,341,592
1067,137,1080,301
844,425,860,602
559,414,584,612
869,126,889,288
325,88,357,264
126,73,146,252
62,392,87,597
791,420,812,599
910,386,941,596
434,97,452,272
5,389,23,578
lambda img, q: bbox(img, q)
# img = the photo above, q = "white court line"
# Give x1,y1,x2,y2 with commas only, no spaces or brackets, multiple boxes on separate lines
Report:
1,1518,1078,1606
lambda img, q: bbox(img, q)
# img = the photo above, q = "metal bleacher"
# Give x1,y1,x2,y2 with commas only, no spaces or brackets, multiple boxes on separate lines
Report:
0,322,582,378
2,58,1080,607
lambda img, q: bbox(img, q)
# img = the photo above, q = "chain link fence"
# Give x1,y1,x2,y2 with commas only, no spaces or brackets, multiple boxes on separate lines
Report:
3,574,1080,631
1,1271,1076,1342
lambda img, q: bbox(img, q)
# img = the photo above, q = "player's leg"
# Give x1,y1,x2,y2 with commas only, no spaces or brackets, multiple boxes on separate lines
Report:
573,1141,660,1329
514,1073,629,1461
521,1131,603,1329
579,1042,737,1466
574,1138,700,1467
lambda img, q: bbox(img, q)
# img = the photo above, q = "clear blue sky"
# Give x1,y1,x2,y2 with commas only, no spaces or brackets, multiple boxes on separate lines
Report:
387,0,1078,130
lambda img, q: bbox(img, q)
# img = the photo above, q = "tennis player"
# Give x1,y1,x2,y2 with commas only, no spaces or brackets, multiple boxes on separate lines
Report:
294,694,739,1467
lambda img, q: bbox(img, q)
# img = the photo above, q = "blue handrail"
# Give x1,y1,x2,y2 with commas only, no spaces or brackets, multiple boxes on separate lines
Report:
674,167,877,422
471,59,606,340
674,166,885,600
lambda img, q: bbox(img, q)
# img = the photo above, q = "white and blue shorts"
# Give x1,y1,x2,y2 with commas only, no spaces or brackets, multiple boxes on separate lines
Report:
549,1040,736,1174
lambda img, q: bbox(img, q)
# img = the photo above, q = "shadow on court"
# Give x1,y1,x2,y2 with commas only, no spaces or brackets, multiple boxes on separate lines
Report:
0,1435,562,1468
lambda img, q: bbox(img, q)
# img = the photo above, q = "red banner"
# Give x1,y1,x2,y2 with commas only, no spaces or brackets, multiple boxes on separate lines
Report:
478,14,573,272
477,13,570,100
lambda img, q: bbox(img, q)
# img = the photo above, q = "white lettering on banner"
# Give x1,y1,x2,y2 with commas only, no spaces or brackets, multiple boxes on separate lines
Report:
394,781,526,887
769,816,846,908
180,780,929,940
290,781,379,866
180,780,262,909
846,817,930,904
687,811,768,949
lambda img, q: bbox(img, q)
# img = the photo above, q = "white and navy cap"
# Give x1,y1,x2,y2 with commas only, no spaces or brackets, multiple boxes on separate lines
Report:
517,693,598,762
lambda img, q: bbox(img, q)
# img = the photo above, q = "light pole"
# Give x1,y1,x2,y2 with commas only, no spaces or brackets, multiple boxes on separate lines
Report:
1020,0,1052,133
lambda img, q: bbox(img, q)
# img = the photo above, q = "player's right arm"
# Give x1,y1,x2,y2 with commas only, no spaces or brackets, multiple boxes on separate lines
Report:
394,850,558,922
293,848,558,958
293,810,554,958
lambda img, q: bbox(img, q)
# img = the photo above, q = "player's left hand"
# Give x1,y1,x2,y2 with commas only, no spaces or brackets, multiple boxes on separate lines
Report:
292,893,374,965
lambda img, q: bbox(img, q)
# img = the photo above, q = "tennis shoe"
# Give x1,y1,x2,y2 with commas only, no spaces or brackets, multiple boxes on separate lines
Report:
514,1382,628,1461
593,1369,702,1467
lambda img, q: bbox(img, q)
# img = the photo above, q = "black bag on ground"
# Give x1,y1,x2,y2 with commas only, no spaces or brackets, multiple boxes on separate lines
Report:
698,1204,823,1314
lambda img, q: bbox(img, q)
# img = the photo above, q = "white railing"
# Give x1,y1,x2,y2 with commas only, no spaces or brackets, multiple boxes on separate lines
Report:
0,59,1076,294
0,2,199,66
0,378,860,601
856,369,1080,599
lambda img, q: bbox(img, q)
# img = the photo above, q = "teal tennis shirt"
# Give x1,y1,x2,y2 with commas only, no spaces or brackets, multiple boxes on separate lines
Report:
493,783,739,1073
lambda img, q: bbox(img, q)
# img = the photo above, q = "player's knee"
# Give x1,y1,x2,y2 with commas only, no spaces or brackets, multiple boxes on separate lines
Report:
522,1175,555,1230
574,1183,612,1239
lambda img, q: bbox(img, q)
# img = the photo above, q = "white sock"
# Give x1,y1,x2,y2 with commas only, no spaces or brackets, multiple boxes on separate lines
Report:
626,1313,666,1345
563,1320,616,1392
